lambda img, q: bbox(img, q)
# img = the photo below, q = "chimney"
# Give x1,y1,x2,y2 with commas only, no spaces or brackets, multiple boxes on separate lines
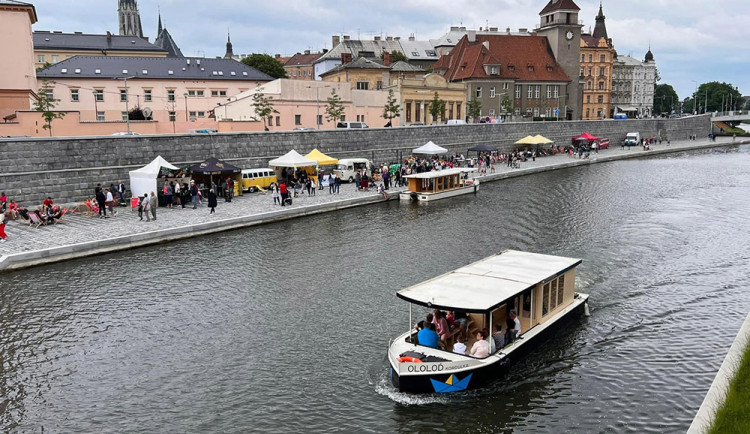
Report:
386,36,393,41
384,52,393,66
322,48,328,54
506,27,511,34
374,36,381,41
468,30,476,42
332,35,340,47
106,31,111,41
519,28,528,33
275,54,281,59
394,36,400,41
489,27,498,32
304,49,310,55
341,52,352,64
409,33,415,41
343,35,351,41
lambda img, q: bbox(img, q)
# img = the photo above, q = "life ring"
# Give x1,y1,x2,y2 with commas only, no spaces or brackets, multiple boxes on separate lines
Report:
398,356,423,363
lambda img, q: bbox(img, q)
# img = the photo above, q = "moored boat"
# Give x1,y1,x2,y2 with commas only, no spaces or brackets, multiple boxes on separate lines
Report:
399,167,478,202
388,250,590,394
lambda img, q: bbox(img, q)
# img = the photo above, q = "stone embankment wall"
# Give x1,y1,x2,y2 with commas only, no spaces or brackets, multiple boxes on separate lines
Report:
0,115,711,204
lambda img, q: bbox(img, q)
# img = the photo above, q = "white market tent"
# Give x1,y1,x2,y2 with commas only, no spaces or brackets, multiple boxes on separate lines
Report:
413,141,448,155
128,155,178,198
396,250,581,312
268,150,317,168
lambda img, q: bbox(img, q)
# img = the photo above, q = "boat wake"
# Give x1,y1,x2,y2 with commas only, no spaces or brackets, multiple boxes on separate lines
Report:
369,356,449,405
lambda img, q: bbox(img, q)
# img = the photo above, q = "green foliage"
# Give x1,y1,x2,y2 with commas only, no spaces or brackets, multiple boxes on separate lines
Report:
382,89,400,121
654,84,679,114
693,81,743,113
744,98,750,111
240,54,287,79
380,50,408,63
467,96,482,120
33,79,65,136
428,92,446,124
128,107,146,120
325,89,345,124
708,343,750,434
36,61,53,72
500,94,513,114
252,87,279,130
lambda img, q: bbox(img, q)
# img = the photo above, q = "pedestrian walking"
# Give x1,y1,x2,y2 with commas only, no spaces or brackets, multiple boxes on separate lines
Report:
271,182,280,205
208,188,217,214
149,191,157,221
0,212,7,242
96,186,107,218
279,182,288,206
140,194,150,221
309,178,316,196
117,180,127,203
105,188,116,217
164,182,173,209
329,173,337,194
190,181,199,209
334,174,341,193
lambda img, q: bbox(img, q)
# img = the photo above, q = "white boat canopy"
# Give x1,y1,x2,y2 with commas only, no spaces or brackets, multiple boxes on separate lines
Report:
268,150,317,168
413,141,448,155
396,250,582,312
403,167,476,179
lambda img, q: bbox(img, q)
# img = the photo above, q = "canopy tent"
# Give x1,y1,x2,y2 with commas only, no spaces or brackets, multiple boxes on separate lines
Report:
129,155,179,198
467,144,498,153
396,250,582,313
268,150,317,168
189,157,241,175
573,132,600,142
514,135,538,145
617,106,639,112
413,141,448,155
304,149,338,166
532,135,554,144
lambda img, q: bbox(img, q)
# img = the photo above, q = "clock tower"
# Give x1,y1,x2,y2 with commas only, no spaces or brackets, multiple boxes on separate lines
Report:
536,0,583,120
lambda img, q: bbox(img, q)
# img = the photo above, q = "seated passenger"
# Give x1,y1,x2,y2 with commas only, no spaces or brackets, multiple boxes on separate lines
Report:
505,317,516,344
453,310,470,340
452,337,467,355
417,323,440,349
470,329,490,358
432,310,450,342
491,323,505,353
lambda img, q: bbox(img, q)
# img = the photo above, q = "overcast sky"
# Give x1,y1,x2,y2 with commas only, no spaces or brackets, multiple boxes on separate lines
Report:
30,0,749,100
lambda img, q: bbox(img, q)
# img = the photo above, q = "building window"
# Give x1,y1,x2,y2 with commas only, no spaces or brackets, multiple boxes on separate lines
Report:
70,89,79,102
415,104,421,123
144,89,152,102
276,116,281,126
588,54,592,62
356,81,369,90
317,115,322,126
96,111,105,121
598,95,604,103
597,109,603,118
580,67,584,76
599,68,605,77
476,87,482,98
581,54,585,62
189,111,197,118
546,86,551,99
37,55,45,63
534,85,541,99
514,108,520,115
93,89,104,102
533,108,539,117
490,87,496,98
587,95,591,103
376,81,383,90
587,81,592,90
121,111,128,121
553,85,559,98
490,66,498,75
406,102,412,122
169,111,176,122
600,54,606,62
587,67,592,76
295,114,301,125
167,90,175,101
456,103,461,119
527,86,533,99
586,108,590,118
210,90,227,97
119,89,127,102
197,111,205,117
599,81,605,90
51,55,59,63
340,115,345,121
515,85,521,99
545,108,551,117
489,109,496,116
449,103,454,119
292,71,297,77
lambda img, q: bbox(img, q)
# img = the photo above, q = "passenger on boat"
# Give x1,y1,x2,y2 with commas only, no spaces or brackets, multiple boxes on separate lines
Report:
470,330,490,358
452,310,470,341
414,313,433,332
510,310,521,340
417,323,441,349
505,318,516,344
491,323,505,352
452,337,467,355
432,310,451,342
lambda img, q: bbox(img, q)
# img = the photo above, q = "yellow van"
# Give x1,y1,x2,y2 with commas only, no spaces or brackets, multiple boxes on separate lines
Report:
241,168,278,192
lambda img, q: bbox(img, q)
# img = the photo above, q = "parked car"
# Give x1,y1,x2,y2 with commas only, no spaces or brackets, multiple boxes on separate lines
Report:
293,127,316,131
336,121,368,129
592,138,610,149
111,131,141,136
409,122,425,127
241,168,278,192
446,119,467,125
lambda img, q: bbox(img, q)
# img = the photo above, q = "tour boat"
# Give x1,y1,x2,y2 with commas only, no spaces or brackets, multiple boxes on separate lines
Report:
399,167,478,202
387,250,590,394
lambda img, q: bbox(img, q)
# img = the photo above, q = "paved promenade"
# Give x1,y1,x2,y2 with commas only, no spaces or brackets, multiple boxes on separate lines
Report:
0,136,745,271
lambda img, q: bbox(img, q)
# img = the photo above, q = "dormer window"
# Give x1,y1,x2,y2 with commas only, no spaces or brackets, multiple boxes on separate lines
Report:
546,65,553,72
507,64,515,71
528,65,534,72
488,65,499,75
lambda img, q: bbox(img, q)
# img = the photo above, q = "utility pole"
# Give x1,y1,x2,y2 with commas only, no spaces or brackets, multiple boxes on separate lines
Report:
113,75,136,134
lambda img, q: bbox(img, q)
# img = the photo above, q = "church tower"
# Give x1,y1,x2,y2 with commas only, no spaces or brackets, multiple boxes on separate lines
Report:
536,0,583,120
224,33,235,59
592,2,608,41
118,0,143,38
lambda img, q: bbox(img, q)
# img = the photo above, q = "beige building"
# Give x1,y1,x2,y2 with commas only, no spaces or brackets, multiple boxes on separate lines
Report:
0,0,38,120
389,73,467,125
320,54,424,90
284,50,324,81
580,4,615,120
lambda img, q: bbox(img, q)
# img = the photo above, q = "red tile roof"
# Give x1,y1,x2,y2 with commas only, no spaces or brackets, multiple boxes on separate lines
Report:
284,52,324,67
434,34,571,83
540,0,580,15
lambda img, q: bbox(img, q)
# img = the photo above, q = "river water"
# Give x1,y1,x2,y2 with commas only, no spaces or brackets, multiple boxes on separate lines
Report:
2,145,749,433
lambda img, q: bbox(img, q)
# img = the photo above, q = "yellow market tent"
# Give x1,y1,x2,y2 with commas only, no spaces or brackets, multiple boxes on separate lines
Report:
304,149,338,166
532,135,554,144
514,135,538,145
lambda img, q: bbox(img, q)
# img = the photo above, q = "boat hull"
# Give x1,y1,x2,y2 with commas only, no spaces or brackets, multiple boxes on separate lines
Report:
389,294,589,394
399,183,479,202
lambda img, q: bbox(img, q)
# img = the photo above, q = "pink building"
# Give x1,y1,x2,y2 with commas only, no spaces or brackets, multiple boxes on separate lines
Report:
0,0,38,121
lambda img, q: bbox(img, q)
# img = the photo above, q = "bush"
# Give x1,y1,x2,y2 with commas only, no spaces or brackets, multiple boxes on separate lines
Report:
533,117,562,122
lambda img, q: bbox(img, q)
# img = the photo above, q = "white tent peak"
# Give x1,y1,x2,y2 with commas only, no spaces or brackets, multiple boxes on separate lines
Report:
129,156,179,198
268,150,316,167
413,141,448,155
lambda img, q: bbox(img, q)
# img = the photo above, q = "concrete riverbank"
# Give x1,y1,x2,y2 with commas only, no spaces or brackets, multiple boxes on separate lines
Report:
0,136,746,273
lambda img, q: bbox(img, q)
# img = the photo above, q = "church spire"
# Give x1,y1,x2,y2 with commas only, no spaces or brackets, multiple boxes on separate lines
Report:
118,0,144,38
157,7,162,35
224,32,235,59
592,1,608,41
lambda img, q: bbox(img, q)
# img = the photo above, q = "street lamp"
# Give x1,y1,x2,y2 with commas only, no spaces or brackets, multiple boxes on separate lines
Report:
113,75,136,134
307,84,330,129
184,93,189,121
691,80,698,115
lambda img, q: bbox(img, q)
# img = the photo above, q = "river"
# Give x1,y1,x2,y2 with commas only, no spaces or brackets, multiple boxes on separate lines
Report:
1,145,749,432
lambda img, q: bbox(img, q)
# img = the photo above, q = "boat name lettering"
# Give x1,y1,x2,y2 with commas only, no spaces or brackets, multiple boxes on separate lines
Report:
407,364,445,373
443,363,470,371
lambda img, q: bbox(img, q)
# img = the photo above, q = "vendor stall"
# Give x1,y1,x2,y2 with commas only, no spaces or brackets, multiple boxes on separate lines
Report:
189,157,242,197
268,150,318,183
128,156,179,199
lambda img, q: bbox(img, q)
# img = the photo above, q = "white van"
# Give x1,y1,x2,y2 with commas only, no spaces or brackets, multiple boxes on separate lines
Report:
336,121,369,129
334,158,373,182
446,119,467,125
625,132,641,146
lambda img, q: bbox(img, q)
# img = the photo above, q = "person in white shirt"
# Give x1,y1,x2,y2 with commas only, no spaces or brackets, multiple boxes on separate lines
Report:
452,338,467,355
510,310,521,339
470,330,490,358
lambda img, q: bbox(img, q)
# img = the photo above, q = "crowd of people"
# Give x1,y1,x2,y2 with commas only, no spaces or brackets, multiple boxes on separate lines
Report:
412,309,522,358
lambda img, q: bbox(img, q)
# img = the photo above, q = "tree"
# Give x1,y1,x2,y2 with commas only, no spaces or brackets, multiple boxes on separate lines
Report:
382,88,400,125
428,92,446,124
500,94,513,115
33,79,65,136
252,87,279,130
240,54,287,79
380,50,407,63
692,81,743,114
654,84,679,115
325,89,345,125
467,96,482,121
128,107,146,120
745,98,750,111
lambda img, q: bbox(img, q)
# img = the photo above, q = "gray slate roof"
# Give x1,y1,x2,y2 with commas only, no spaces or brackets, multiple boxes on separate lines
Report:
153,28,183,57
33,31,166,53
37,56,274,81
390,60,424,72
316,39,403,63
